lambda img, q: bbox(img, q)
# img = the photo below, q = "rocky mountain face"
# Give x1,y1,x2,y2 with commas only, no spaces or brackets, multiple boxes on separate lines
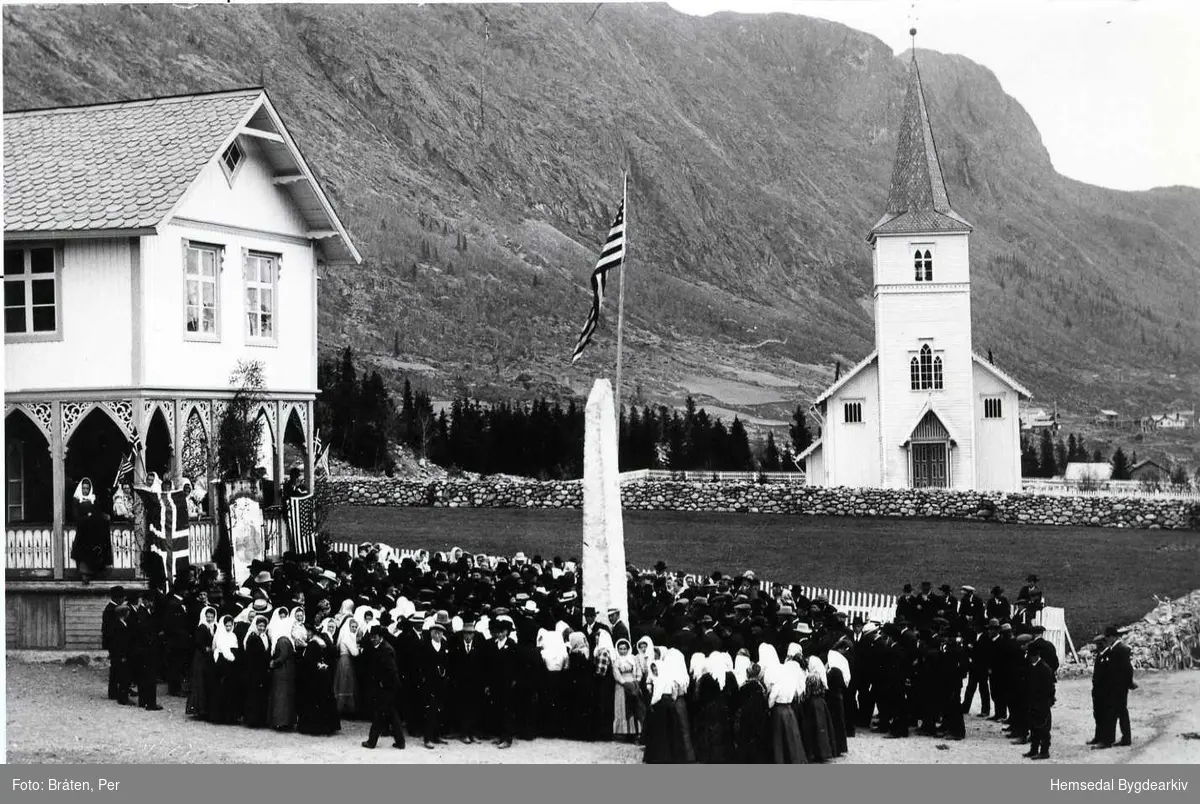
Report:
5,3,1197,427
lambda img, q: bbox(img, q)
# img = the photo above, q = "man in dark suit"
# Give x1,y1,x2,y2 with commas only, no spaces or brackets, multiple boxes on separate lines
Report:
102,586,125,700
489,617,519,748
361,626,406,750
451,619,489,744
1024,640,1056,760
697,616,722,655
986,586,1011,624
962,619,995,717
109,604,136,706
606,608,631,645
895,584,917,624
957,585,985,634
419,612,453,749
161,584,191,696
1092,626,1136,748
133,594,164,711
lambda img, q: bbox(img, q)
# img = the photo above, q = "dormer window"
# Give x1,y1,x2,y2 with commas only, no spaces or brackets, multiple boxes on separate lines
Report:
914,248,933,282
220,139,244,184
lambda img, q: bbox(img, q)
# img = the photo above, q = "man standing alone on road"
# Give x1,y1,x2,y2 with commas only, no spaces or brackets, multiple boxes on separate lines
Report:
1091,625,1135,749
361,626,406,750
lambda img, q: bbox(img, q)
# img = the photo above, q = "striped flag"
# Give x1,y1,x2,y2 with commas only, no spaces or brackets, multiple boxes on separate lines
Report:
112,450,135,492
571,189,627,363
287,491,317,555
136,486,190,589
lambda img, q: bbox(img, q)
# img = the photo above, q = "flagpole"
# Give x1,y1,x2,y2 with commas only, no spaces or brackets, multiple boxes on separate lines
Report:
614,170,628,420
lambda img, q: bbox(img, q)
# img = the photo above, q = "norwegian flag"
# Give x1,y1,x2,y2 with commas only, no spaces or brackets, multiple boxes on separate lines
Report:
137,486,191,588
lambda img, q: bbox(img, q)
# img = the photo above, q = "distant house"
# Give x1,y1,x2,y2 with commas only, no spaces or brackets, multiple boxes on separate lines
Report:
1141,414,1166,432
1063,462,1113,482
1095,410,1119,426
1159,411,1194,429
1020,408,1056,432
1129,460,1169,482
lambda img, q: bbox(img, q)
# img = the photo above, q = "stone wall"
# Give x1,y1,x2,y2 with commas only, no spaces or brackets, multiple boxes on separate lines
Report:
315,477,1200,530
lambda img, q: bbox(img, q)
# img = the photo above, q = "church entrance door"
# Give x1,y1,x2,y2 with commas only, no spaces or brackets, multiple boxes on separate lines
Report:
912,442,948,488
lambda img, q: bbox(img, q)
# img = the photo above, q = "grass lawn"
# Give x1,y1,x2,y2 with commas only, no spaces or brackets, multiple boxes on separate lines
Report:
323,506,1200,641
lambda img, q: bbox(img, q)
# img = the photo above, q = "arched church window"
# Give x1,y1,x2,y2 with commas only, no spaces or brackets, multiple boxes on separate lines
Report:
919,344,933,389
933,356,944,390
910,357,920,390
914,250,923,281
921,250,933,281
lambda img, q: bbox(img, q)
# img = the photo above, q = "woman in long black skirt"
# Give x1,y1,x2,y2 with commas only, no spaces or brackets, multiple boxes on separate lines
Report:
241,615,271,728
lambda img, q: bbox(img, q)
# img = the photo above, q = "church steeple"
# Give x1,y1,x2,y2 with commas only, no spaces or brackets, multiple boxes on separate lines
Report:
870,36,971,239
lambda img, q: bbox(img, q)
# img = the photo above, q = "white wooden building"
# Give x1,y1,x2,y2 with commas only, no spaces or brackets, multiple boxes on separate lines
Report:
4,88,359,643
800,54,1031,492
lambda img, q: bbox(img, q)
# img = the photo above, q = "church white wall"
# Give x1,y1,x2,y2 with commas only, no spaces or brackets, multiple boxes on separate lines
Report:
873,232,970,286
826,362,881,488
973,363,1022,491
5,238,133,391
140,224,318,393
806,447,825,487
172,138,309,237
874,232,976,489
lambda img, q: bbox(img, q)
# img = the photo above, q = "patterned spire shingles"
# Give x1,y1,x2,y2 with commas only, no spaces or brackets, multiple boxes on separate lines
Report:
870,54,971,238
4,90,261,234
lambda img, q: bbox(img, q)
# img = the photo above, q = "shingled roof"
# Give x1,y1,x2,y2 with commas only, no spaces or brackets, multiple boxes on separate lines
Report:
4,89,261,234
869,53,972,239
4,88,360,263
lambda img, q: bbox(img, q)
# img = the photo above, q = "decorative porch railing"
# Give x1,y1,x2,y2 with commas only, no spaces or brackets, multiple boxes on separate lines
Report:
6,511,289,576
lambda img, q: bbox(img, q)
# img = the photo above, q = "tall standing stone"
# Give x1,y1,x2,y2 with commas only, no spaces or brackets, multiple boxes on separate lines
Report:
582,379,628,628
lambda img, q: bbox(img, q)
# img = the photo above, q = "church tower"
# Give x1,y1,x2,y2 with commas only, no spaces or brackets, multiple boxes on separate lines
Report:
868,44,977,489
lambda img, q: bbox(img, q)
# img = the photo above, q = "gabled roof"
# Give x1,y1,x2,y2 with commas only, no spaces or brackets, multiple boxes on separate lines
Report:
972,353,1033,400
1130,459,1167,473
4,88,360,264
796,438,822,462
869,52,972,241
813,351,879,406
900,401,961,448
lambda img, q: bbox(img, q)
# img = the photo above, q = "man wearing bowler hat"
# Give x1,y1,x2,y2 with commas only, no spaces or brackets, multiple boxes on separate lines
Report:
362,626,406,750
418,611,453,749
489,616,519,748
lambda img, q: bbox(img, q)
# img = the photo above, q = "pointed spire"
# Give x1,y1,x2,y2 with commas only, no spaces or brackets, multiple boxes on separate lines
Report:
870,37,971,238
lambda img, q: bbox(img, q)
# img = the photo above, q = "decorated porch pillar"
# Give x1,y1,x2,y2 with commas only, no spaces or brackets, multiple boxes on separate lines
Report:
172,398,184,484
274,400,286,496
305,400,315,492
50,401,65,580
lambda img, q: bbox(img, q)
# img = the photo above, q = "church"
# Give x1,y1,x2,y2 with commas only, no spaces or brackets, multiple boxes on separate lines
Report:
800,49,1031,492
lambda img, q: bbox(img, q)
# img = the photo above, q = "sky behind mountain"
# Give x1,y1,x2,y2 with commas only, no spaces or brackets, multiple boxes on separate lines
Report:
669,0,1200,192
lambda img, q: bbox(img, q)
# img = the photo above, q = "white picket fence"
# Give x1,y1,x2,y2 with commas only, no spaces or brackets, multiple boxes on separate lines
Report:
1022,479,1200,500
619,469,807,484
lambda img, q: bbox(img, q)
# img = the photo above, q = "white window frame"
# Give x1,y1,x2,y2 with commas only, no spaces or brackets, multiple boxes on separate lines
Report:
243,249,279,346
3,243,64,343
844,400,864,424
984,396,1004,420
183,240,223,342
910,342,945,391
219,138,246,187
912,243,934,282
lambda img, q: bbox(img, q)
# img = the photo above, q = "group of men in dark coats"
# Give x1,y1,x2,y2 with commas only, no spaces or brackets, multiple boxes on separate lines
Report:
1088,625,1136,749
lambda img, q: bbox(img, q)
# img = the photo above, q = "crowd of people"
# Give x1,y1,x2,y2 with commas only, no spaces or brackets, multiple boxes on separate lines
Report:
99,542,1123,762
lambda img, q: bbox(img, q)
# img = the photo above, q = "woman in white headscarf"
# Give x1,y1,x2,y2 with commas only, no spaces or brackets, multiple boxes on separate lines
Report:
332,616,360,717
798,655,837,761
732,651,752,687
298,617,341,736
592,630,617,742
267,610,297,731
825,644,853,753
69,478,112,583
611,638,644,741
757,643,782,698
562,631,593,741
642,654,695,764
210,615,240,724
242,614,272,728
768,660,806,764
666,649,697,762
694,651,735,763
689,652,707,695
187,606,218,720
334,598,356,628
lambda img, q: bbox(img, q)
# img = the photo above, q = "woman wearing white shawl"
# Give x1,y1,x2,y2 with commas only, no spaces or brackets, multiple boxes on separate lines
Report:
642,657,694,764
825,648,852,754
267,607,293,652
611,638,644,740
689,651,707,693
693,651,735,762
187,606,218,720
210,615,241,724
333,616,361,716
798,655,838,761
757,643,782,697
767,661,807,763
289,606,311,652
267,614,298,731
334,599,356,628
71,478,96,508
538,626,568,672
732,652,752,687
242,615,272,727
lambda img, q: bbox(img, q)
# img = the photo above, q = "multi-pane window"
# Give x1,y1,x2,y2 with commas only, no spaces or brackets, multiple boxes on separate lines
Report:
221,140,244,183
914,248,933,282
4,246,60,337
844,401,864,424
184,242,221,339
911,344,944,390
244,252,278,342
984,397,1003,419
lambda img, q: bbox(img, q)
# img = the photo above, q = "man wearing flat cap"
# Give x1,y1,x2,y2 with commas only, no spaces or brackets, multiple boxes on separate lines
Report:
957,585,984,634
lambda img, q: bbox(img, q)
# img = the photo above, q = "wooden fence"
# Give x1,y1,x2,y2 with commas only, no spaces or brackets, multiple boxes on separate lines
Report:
619,470,807,484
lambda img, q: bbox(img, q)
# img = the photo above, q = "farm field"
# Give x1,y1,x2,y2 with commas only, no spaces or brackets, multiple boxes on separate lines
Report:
322,507,1200,640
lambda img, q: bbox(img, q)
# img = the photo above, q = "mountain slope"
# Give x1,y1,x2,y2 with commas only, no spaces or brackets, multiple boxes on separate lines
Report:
4,3,1197,424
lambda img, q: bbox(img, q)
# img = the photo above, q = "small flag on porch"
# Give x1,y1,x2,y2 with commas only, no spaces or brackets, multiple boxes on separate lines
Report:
287,491,317,555
112,449,135,492
136,486,191,588
313,431,332,479
571,194,627,363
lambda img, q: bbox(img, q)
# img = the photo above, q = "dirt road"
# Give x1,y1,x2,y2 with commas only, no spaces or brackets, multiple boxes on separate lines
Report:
6,661,1197,764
